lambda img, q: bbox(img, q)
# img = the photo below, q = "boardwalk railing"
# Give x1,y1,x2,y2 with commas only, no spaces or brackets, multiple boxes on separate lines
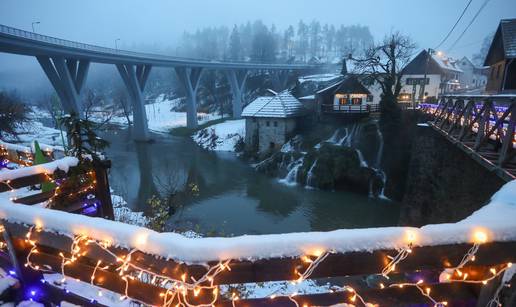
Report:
420,94,516,181
0,141,63,166
0,159,113,220
1,217,515,307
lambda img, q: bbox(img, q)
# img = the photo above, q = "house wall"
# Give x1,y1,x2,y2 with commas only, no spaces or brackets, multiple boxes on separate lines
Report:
245,117,297,152
456,61,487,89
485,60,507,93
400,74,442,100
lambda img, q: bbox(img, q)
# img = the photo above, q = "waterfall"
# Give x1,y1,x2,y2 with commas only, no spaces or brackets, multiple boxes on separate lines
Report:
337,127,350,146
279,157,303,186
378,170,387,199
327,129,341,143
305,159,318,188
375,122,384,169
356,149,368,167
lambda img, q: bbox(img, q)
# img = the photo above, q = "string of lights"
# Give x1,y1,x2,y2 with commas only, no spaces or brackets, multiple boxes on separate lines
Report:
12,224,512,307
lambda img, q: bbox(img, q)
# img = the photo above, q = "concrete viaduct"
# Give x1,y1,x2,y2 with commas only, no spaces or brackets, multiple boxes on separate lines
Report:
0,24,318,141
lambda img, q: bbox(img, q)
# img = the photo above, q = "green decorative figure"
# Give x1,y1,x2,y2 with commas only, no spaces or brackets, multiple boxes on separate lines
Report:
33,141,55,193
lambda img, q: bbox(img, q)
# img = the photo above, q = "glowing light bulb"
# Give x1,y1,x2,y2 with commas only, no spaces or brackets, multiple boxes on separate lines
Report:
473,230,488,244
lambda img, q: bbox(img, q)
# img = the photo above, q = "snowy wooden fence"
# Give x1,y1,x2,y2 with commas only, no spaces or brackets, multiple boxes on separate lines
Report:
0,141,62,166
0,159,114,220
2,219,515,306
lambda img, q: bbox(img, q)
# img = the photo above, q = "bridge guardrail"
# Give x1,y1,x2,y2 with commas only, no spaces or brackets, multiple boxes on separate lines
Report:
0,24,319,68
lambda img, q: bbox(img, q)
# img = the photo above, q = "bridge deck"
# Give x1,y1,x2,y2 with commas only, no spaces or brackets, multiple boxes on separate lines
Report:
0,24,318,69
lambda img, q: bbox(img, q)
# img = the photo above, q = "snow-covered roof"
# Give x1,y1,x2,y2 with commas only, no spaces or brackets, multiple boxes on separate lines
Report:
431,55,463,73
242,91,306,118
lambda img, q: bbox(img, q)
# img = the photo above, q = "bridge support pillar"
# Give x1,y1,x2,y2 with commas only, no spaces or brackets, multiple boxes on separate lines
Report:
175,67,203,129
37,57,90,116
271,70,290,92
225,69,248,119
116,64,152,141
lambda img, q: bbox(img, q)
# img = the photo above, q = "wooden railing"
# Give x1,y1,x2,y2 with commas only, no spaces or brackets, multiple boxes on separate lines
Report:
321,104,380,114
0,141,63,166
0,160,114,219
1,219,515,306
420,94,516,181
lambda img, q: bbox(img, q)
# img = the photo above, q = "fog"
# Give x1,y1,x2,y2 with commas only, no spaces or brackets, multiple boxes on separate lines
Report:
1,0,515,99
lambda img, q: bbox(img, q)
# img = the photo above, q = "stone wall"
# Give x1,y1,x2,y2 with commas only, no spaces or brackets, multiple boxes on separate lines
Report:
245,117,297,152
400,125,506,226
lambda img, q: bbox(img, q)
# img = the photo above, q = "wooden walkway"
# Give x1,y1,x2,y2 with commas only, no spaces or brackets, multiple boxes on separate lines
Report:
420,94,516,182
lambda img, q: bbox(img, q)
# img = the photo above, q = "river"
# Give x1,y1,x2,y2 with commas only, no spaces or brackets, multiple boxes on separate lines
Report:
100,127,399,236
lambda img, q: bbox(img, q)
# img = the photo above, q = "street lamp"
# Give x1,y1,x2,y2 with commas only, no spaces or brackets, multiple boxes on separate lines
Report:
115,38,121,51
31,21,40,33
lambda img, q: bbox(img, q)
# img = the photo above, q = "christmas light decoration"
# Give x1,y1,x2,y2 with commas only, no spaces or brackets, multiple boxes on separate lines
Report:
9,224,514,307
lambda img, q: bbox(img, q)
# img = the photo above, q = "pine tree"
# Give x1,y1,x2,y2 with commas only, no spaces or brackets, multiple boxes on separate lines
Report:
283,25,295,58
59,113,109,163
297,20,309,61
229,25,242,61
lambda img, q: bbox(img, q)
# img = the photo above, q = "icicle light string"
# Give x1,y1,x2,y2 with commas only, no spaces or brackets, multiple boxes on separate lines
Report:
20,225,514,307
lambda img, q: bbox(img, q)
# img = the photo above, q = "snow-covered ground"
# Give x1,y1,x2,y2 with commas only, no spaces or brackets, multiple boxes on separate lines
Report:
108,96,219,133
193,119,245,151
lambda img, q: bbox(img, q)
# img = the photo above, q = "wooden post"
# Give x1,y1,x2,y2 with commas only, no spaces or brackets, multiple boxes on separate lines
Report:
498,104,515,166
93,160,114,220
474,100,492,150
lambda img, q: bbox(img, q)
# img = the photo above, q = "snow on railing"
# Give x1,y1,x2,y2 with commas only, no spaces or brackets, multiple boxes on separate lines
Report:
1,179,515,263
0,156,78,182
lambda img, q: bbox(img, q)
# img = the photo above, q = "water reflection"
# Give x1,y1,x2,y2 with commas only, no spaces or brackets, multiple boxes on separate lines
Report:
100,128,400,236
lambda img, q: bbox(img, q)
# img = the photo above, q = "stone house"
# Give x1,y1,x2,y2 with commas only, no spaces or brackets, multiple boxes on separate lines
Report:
242,90,306,153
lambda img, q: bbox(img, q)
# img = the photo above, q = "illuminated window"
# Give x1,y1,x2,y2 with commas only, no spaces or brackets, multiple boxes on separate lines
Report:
351,97,362,105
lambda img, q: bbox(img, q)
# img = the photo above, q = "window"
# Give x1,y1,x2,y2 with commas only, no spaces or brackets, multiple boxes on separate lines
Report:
339,97,348,105
366,95,373,102
351,97,362,105
273,121,278,127
266,121,270,127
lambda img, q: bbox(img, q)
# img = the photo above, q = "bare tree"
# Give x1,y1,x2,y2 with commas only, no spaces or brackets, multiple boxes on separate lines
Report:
114,87,132,126
0,91,30,139
39,93,62,128
352,32,416,110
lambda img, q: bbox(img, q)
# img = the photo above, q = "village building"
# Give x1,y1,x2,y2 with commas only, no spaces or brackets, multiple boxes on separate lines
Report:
316,75,377,120
400,50,463,103
242,90,307,153
484,18,516,93
456,56,489,90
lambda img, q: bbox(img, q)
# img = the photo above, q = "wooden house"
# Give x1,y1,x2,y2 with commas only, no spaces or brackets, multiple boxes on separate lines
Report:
316,76,376,119
484,18,516,93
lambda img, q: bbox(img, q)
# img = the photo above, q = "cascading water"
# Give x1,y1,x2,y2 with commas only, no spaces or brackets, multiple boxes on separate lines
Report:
305,159,318,188
279,157,304,186
355,149,368,167
375,122,384,169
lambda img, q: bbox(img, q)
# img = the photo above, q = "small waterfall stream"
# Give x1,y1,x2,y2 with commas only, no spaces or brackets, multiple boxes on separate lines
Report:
305,159,318,188
375,122,384,169
279,157,304,186
356,149,368,167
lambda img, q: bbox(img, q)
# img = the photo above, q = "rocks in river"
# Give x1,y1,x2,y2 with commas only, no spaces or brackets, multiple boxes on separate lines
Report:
255,142,384,195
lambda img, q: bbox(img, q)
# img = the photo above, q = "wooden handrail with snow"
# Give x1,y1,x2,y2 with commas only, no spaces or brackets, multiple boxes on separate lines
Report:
2,219,515,306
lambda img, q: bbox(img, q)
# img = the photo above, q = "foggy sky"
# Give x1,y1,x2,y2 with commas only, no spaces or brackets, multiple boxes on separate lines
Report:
1,0,515,97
